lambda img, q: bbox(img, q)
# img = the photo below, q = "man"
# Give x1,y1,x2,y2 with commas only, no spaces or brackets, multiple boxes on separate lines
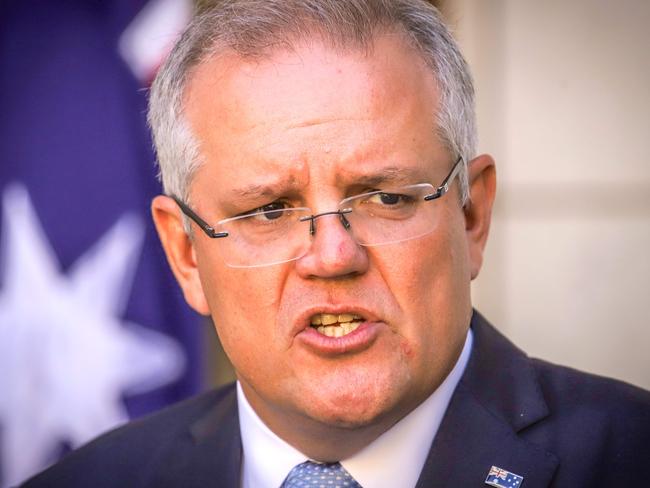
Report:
22,1,650,487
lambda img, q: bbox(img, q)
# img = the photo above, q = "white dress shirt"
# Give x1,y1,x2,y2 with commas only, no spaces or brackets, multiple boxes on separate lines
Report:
238,329,473,488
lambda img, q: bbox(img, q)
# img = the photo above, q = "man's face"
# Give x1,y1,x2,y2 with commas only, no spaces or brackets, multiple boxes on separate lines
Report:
172,34,484,436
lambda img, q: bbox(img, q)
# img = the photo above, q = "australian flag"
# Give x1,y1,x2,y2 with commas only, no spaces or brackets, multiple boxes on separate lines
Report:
0,1,198,486
485,466,525,488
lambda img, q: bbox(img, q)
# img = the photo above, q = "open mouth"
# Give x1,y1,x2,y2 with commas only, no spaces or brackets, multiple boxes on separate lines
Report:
310,313,364,338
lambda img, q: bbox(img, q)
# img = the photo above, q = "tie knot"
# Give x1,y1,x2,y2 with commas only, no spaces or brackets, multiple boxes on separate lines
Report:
281,461,362,488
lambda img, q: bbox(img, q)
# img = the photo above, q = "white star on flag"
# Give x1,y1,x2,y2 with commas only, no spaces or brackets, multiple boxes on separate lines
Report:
0,184,186,487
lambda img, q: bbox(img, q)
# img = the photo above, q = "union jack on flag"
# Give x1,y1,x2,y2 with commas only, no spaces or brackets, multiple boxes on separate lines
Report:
485,465,524,487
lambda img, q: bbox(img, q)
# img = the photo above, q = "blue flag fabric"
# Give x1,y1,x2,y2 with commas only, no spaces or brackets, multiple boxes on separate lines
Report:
0,1,200,485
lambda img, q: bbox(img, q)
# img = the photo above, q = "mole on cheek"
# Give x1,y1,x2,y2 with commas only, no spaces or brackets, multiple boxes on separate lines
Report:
400,340,415,359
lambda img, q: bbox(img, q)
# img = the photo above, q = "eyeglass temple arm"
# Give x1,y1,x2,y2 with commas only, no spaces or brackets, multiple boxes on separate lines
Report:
171,196,229,239
424,156,464,201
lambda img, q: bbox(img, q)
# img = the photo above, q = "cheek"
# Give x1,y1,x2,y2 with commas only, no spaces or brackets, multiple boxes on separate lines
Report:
399,339,417,360
420,209,471,294
196,256,287,367
197,240,283,314
375,212,470,346
381,226,462,311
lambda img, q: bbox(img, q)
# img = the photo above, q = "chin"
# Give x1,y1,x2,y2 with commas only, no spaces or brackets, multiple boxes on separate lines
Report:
295,372,412,430
304,402,389,430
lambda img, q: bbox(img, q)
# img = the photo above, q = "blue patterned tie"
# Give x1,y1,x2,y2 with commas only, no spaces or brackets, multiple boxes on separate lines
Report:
281,461,362,488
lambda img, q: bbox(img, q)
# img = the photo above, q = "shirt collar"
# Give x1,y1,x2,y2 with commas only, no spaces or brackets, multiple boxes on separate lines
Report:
238,328,473,488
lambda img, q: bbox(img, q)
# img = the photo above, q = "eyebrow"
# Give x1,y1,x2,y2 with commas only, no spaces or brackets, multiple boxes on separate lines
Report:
227,165,429,202
346,166,429,188
229,178,301,202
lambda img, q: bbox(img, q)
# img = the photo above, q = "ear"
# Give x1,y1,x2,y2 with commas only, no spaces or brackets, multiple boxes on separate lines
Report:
463,154,496,280
151,195,211,315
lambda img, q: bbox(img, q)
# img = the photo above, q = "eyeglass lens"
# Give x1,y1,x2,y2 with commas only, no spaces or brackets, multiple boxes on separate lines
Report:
218,184,441,268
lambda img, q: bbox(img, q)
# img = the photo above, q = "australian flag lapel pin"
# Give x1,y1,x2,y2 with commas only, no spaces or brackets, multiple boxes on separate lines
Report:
485,466,524,487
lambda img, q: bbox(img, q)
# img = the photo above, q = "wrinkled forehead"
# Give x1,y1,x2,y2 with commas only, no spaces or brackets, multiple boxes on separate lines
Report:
182,32,444,188
187,33,433,117
181,21,437,115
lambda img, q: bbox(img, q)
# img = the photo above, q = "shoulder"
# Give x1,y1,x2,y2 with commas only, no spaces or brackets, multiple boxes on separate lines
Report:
470,310,650,427
527,358,650,484
532,356,650,415
21,384,238,488
468,311,650,484
530,356,650,442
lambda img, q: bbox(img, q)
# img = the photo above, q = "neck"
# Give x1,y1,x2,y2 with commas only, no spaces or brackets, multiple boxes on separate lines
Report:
238,380,416,461
237,327,473,462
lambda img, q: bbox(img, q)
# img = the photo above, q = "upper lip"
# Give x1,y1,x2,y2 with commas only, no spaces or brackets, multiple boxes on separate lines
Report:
292,305,381,335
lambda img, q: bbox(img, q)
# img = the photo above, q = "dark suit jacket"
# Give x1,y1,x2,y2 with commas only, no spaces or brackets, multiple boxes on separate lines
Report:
22,312,650,487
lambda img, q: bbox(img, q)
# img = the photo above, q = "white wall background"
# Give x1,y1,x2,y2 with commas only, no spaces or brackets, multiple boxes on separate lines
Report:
442,0,650,389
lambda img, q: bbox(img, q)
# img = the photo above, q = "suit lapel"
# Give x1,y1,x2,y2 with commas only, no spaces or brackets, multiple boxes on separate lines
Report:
416,312,559,488
148,386,242,488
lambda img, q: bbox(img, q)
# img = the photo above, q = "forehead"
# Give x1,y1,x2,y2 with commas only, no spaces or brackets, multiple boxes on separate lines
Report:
183,33,446,200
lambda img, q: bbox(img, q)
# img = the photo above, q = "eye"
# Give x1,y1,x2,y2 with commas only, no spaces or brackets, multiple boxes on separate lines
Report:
244,201,291,221
259,201,287,214
366,192,414,206
378,193,399,205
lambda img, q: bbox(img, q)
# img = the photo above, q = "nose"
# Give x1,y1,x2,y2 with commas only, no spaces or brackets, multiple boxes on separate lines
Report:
295,210,368,279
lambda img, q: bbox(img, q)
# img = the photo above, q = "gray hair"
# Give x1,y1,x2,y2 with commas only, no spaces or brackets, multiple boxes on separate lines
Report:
148,0,476,205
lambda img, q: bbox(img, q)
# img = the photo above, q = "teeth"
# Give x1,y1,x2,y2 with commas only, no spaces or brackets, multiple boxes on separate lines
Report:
321,314,338,325
316,321,362,337
309,312,366,337
337,313,354,323
342,321,361,335
310,313,364,326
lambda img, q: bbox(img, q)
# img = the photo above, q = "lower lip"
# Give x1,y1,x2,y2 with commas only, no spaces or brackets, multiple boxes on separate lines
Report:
296,321,382,356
